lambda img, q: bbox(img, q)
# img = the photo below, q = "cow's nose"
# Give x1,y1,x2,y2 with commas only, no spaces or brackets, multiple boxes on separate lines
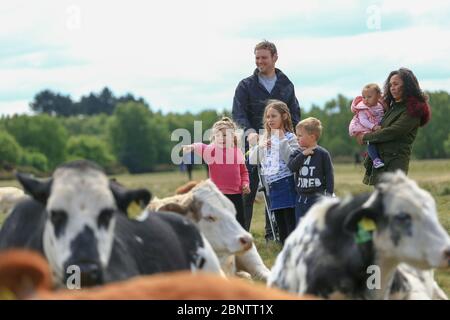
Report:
64,262,103,288
239,235,253,251
79,263,103,287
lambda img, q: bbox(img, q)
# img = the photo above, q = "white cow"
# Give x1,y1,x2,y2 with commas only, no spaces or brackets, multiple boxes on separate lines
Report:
0,187,26,215
0,161,223,288
145,179,271,281
268,171,450,299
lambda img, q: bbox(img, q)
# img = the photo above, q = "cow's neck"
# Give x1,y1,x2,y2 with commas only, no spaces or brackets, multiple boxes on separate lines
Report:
218,254,236,276
365,255,399,300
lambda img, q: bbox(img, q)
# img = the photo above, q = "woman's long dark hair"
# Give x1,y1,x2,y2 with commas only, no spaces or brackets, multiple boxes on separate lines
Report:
383,68,428,107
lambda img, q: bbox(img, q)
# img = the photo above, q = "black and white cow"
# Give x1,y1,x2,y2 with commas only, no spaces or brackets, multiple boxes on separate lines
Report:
268,171,450,299
0,160,221,288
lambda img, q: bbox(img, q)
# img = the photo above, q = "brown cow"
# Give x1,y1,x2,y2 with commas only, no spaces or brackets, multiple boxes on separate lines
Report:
0,249,315,300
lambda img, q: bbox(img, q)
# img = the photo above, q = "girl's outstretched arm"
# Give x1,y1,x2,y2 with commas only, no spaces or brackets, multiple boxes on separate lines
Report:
183,143,207,159
182,144,195,154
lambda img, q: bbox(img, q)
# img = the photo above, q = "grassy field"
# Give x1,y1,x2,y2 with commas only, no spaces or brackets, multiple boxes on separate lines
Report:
1,159,449,296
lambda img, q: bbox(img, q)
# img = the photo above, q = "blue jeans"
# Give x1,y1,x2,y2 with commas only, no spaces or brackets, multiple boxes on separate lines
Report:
367,143,381,161
295,193,321,225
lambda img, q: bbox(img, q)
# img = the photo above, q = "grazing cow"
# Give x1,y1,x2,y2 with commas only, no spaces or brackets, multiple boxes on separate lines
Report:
0,187,26,215
145,180,271,281
268,171,450,299
0,249,313,300
0,160,221,288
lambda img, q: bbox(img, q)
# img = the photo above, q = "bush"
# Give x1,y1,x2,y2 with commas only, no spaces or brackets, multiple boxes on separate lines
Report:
0,131,22,166
66,135,116,168
4,114,68,168
20,150,49,172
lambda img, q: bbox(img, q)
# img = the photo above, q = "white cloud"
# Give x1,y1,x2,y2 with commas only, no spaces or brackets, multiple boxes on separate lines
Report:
1,0,449,116
0,100,32,117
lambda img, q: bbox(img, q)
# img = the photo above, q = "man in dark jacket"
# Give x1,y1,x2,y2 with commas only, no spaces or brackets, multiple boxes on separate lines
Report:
232,40,301,238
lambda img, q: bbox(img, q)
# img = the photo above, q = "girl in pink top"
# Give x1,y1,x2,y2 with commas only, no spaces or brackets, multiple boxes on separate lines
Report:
182,117,250,228
349,83,386,169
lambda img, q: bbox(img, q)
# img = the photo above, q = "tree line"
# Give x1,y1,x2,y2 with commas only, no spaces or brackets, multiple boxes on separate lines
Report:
29,87,148,116
1,89,449,176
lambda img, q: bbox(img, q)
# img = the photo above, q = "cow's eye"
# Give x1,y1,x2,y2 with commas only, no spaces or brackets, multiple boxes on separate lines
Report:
98,209,114,229
50,210,68,237
393,212,412,224
204,216,216,222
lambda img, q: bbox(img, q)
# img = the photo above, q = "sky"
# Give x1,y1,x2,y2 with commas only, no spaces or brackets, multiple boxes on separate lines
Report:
1,0,450,116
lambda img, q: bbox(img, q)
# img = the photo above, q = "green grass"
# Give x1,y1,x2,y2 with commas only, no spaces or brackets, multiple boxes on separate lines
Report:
1,159,449,296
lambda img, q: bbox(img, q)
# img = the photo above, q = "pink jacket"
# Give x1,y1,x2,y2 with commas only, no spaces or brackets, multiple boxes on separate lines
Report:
193,143,249,194
348,96,385,136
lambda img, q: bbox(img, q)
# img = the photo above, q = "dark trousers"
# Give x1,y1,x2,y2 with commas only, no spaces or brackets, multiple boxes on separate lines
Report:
225,193,245,229
295,193,320,225
186,164,193,180
367,144,381,161
243,164,272,236
273,207,296,245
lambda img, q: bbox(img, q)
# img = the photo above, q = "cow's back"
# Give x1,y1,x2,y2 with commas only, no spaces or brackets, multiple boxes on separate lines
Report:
0,198,46,253
106,211,200,281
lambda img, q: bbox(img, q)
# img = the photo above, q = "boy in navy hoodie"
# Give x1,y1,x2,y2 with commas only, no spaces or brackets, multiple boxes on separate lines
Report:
287,117,334,224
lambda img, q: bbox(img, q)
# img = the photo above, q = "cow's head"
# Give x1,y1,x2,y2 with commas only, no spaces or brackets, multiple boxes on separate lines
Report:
16,160,151,287
155,180,253,254
344,170,450,269
191,180,253,254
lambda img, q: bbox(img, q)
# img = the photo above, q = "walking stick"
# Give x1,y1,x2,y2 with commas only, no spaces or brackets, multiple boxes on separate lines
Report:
256,166,280,243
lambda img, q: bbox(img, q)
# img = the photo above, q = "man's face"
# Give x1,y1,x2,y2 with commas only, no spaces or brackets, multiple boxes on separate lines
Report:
255,49,277,75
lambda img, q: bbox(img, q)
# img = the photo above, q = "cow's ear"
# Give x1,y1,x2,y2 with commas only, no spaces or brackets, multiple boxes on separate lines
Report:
158,203,188,215
16,172,52,205
128,189,152,209
343,191,383,233
187,200,202,222
109,180,152,213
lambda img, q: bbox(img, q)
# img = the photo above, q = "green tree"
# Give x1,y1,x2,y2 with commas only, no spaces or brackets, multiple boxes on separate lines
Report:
66,135,116,168
60,114,113,138
303,94,359,159
0,131,22,166
30,89,74,116
109,102,158,172
20,150,49,172
413,91,450,159
444,133,450,154
4,115,68,168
